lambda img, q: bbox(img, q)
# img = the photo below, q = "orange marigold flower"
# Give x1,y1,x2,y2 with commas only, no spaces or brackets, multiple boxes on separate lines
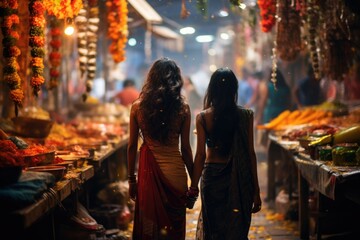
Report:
29,36,45,46
9,46,21,57
31,1,46,16
31,76,45,87
10,89,24,104
10,31,20,40
30,16,46,27
4,73,21,85
31,57,44,68
8,0,18,9
7,57,20,70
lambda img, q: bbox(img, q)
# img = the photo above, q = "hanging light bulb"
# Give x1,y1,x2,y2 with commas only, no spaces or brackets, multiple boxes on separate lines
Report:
64,18,75,36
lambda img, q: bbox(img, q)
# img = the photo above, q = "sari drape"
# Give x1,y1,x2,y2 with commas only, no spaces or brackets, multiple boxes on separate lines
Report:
197,108,255,240
133,143,186,240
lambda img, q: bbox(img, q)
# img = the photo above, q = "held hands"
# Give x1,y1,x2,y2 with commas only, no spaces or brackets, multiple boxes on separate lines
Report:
186,187,199,209
251,191,262,213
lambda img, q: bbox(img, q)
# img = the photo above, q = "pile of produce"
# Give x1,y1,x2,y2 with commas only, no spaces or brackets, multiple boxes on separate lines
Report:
257,108,332,131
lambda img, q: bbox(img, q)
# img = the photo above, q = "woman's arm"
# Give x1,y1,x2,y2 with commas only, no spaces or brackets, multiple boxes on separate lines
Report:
190,113,206,189
248,112,262,213
180,104,194,177
127,102,140,200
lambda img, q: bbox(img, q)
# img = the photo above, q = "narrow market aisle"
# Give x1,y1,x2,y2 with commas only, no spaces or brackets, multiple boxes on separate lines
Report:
185,144,300,240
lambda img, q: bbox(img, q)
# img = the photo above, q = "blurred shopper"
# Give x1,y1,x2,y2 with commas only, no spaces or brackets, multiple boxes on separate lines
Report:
294,65,325,108
259,69,292,124
237,68,253,107
127,58,194,240
190,67,262,239
182,76,202,150
114,78,140,106
245,70,262,110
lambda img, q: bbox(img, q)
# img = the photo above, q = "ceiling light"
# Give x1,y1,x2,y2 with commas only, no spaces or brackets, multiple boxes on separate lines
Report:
128,38,137,46
220,33,229,40
64,18,74,36
218,9,229,17
196,35,214,43
209,65,217,72
208,48,216,56
180,27,195,35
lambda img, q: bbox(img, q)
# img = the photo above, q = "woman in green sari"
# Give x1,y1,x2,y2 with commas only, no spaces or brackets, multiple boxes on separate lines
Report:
190,67,262,240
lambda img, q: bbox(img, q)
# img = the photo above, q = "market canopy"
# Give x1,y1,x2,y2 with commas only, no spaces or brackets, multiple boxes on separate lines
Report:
127,0,162,25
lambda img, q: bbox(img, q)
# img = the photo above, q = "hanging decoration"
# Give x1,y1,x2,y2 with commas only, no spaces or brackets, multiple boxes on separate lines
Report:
43,0,83,19
276,0,302,61
257,0,276,33
270,0,281,89
196,0,208,18
75,0,100,102
106,0,128,63
75,6,88,77
306,0,321,80
28,0,46,97
1,0,24,116
48,17,61,90
180,0,190,19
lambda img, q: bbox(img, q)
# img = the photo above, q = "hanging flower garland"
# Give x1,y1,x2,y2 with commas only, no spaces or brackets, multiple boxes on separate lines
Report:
43,0,83,19
257,0,276,33
1,0,24,115
48,17,61,90
29,0,46,97
106,0,128,63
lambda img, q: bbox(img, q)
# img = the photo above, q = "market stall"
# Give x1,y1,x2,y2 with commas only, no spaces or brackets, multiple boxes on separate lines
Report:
260,104,360,239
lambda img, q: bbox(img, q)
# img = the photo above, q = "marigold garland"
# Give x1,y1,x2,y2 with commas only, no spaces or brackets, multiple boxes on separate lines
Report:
48,17,61,90
44,0,83,19
106,0,128,63
29,0,46,97
0,0,24,115
258,0,276,33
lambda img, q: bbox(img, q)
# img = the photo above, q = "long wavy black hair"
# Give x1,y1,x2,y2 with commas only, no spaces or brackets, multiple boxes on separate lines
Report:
203,67,239,156
139,58,185,144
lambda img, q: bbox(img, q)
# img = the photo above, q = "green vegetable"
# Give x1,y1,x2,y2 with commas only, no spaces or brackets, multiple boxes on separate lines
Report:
309,125,360,146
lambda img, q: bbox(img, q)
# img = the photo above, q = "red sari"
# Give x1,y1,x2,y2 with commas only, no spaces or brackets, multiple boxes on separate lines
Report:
132,144,186,240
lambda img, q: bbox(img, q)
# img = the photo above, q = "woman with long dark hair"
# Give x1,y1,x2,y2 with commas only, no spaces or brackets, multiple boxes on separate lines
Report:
190,67,261,239
127,58,194,240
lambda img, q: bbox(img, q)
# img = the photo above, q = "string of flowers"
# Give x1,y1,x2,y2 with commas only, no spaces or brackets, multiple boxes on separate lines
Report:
29,0,46,97
106,0,128,63
43,0,83,19
257,0,276,32
0,0,24,116
48,17,61,90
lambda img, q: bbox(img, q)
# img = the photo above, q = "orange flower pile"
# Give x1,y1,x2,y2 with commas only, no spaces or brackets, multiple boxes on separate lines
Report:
29,0,46,97
106,0,128,63
258,0,277,33
0,0,24,112
48,18,62,90
44,0,83,19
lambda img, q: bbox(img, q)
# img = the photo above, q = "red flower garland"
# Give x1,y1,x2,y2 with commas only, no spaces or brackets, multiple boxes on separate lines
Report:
258,0,277,33
29,0,46,97
0,0,24,115
48,17,61,90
